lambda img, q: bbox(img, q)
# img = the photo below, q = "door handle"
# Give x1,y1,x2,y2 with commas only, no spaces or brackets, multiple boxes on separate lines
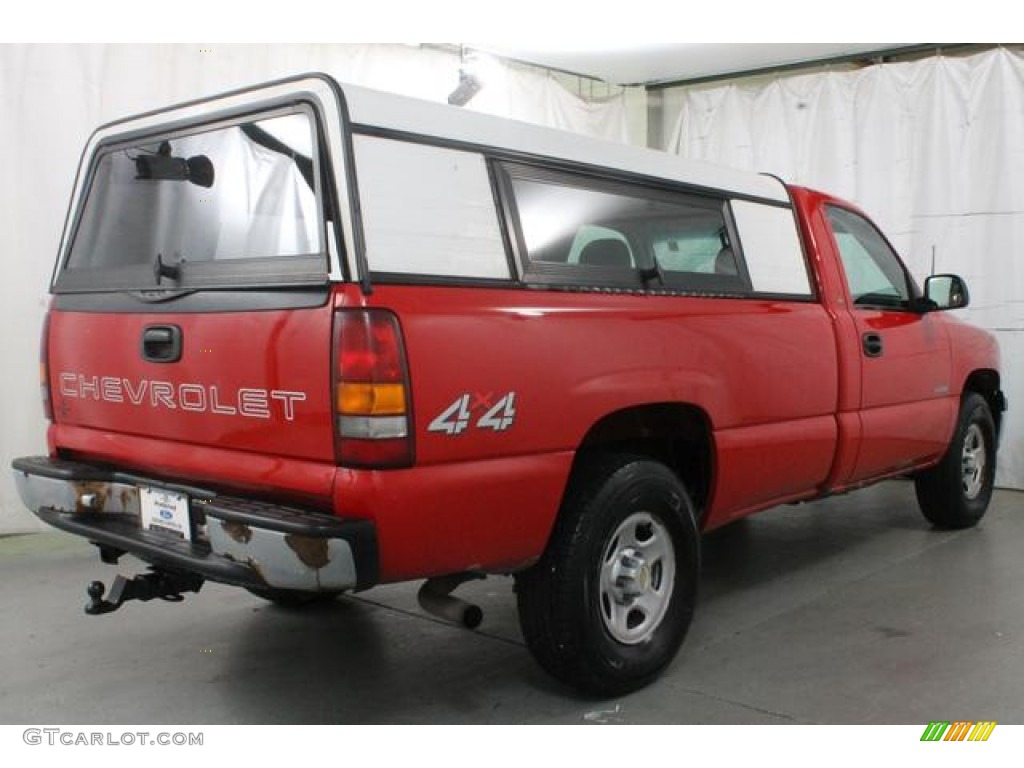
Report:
862,332,884,358
141,325,182,363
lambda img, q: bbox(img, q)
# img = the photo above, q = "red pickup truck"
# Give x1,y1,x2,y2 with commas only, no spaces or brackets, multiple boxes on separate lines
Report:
13,74,1005,695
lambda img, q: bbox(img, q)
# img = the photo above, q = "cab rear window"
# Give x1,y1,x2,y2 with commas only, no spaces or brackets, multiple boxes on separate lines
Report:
57,108,327,293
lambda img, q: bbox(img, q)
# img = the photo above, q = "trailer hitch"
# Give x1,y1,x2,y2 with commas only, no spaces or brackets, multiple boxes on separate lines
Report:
84,570,204,615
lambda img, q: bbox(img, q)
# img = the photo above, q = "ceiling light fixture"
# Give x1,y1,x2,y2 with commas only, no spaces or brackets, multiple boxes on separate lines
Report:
448,46,484,107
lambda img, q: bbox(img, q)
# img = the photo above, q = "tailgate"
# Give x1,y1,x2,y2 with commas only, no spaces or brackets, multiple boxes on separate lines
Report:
49,302,334,463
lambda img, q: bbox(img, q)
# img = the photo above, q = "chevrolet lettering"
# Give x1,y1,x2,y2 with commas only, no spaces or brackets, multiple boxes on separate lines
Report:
57,373,307,420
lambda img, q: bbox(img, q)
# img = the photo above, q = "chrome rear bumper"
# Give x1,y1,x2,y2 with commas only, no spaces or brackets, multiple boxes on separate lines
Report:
12,456,377,592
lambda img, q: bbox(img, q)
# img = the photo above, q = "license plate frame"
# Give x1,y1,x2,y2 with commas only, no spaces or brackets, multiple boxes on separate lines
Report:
139,487,192,542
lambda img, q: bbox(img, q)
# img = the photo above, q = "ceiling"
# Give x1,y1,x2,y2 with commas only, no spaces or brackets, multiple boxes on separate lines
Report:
473,43,920,86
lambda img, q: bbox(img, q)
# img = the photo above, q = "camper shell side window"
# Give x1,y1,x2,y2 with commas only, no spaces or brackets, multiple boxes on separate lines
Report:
496,162,753,294
352,135,512,281
495,162,815,301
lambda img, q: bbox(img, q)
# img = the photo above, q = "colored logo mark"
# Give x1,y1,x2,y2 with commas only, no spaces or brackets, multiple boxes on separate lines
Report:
920,721,996,742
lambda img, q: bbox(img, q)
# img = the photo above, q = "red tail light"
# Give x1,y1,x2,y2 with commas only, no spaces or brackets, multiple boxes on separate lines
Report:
332,309,413,468
40,311,53,421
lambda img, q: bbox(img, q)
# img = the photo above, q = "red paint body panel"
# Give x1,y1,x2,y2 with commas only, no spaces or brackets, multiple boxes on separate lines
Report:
48,307,335,462
945,315,1002,393
332,452,574,581
352,285,840,535
707,415,837,527
350,285,838,453
51,423,337,507
789,187,983,487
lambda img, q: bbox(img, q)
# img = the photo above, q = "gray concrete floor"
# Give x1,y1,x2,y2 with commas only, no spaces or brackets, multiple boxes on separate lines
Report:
0,480,1021,725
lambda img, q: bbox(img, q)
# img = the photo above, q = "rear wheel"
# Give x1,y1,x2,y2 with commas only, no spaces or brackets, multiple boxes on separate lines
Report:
515,454,699,695
914,392,996,529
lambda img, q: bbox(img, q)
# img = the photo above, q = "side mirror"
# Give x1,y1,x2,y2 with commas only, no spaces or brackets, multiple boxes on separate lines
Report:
924,274,970,311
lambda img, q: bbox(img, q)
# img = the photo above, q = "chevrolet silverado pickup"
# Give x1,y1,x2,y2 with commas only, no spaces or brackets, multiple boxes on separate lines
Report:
12,74,1005,695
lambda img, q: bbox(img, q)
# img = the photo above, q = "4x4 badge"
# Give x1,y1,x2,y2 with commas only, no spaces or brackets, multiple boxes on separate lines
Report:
428,392,517,435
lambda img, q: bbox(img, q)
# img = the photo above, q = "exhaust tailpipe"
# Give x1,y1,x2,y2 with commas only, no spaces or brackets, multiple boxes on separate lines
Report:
417,573,484,629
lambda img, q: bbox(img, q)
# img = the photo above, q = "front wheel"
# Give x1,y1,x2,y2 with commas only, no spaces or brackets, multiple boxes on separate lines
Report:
515,454,699,695
914,392,996,529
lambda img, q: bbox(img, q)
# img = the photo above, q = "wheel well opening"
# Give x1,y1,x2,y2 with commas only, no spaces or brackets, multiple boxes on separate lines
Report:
573,403,714,521
964,369,1003,437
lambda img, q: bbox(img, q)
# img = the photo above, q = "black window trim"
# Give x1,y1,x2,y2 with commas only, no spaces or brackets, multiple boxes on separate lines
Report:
494,159,774,297
496,161,641,289
348,123,821,301
54,100,334,295
485,157,522,282
350,122,793,209
50,286,331,314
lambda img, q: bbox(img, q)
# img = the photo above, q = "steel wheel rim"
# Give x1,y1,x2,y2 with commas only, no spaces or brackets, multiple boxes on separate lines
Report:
961,423,987,500
598,511,676,645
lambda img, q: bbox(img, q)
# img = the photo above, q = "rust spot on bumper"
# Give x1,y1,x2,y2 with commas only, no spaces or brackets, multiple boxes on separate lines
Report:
285,535,329,569
119,487,135,511
249,561,268,584
72,481,110,514
221,521,253,544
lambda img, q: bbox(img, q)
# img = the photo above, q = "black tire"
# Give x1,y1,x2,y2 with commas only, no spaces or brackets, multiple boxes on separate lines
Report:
914,392,996,529
245,587,340,608
515,454,699,696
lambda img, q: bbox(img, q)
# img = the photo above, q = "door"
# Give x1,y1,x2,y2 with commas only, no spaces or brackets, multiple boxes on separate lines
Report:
826,205,956,482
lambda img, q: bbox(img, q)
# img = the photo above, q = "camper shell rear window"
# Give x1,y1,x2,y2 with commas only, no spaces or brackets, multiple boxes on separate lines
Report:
56,105,328,293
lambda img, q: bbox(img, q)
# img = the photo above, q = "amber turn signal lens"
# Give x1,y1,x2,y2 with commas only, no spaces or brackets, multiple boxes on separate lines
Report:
337,382,407,416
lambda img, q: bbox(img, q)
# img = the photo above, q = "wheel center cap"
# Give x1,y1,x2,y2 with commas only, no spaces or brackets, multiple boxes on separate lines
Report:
612,551,652,600
637,564,650,592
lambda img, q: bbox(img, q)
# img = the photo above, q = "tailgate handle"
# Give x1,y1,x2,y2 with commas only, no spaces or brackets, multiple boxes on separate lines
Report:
141,325,182,363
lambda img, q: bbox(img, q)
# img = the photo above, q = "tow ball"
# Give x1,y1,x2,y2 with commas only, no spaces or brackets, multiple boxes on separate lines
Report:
84,570,204,615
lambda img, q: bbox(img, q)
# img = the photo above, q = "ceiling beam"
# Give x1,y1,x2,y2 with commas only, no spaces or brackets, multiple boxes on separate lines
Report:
643,44,984,90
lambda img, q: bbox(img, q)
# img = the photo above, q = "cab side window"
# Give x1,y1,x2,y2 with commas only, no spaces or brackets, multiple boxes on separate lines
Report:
827,205,911,309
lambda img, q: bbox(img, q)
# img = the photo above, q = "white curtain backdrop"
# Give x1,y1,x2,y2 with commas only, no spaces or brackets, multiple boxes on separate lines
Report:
0,43,629,532
667,48,1024,491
